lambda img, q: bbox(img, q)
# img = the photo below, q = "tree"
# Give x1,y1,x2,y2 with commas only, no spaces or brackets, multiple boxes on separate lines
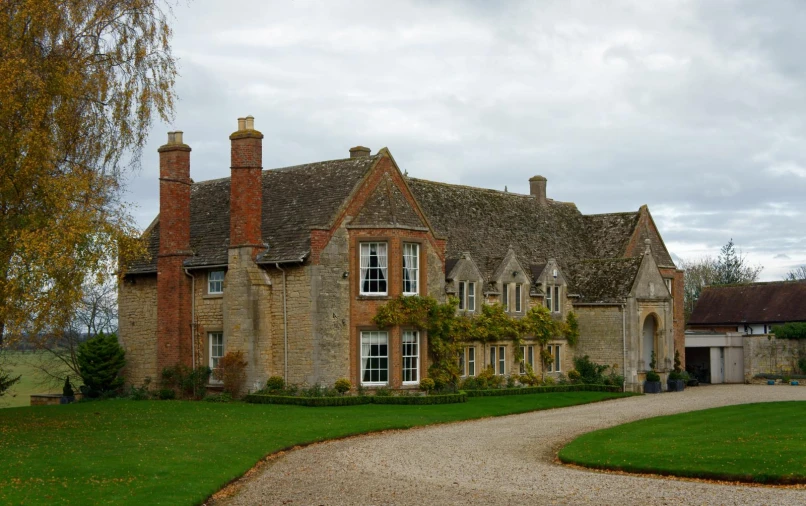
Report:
679,239,762,322
0,0,177,346
76,331,126,397
784,266,806,281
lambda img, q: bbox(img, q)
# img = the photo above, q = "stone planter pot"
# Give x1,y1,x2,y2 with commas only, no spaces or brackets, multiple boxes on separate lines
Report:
791,381,799,386
644,381,662,394
767,380,776,385
667,379,685,392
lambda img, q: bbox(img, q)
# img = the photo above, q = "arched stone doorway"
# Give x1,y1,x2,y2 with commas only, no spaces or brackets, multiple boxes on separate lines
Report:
642,314,659,370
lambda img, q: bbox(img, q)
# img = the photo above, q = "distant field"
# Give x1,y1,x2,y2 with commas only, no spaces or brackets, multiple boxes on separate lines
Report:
0,351,69,408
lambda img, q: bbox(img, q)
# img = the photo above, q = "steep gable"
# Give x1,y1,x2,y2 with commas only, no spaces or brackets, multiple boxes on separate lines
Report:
350,173,427,229
625,206,675,268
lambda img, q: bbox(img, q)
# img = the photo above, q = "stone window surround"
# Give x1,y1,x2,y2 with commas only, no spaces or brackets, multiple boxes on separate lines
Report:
206,329,224,384
352,235,426,300
459,346,477,377
546,342,562,373
489,345,506,375
458,280,477,312
519,344,535,374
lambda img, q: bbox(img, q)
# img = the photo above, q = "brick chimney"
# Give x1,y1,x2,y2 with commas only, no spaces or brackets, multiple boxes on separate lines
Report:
529,175,547,205
157,131,193,372
229,116,264,250
349,146,370,158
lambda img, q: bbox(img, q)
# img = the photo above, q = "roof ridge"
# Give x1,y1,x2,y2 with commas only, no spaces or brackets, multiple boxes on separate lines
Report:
705,279,806,289
408,177,534,198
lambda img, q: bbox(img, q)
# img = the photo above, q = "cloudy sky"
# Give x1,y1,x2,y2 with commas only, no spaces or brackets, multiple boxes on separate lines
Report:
127,0,806,280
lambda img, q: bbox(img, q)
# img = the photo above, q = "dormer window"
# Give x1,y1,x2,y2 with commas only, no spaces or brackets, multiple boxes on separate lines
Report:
402,243,419,295
458,281,476,312
208,270,224,295
360,242,388,295
502,283,509,311
546,283,561,313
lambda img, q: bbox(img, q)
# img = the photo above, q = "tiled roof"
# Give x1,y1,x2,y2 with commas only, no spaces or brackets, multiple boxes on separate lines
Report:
565,257,642,303
126,156,378,273
585,212,640,260
689,280,806,325
351,174,426,229
407,179,593,279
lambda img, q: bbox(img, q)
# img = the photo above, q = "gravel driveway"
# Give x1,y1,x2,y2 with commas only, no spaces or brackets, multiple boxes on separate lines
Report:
217,385,806,505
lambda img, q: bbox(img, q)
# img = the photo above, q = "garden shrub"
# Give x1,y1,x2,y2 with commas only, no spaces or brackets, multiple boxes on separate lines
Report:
543,375,555,386
464,384,621,397
646,370,661,382
203,392,233,403
158,388,176,400
244,391,467,406
572,355,609,385
334,378,351,395
127,382,151,401
77,332,126,397
160,365,211,399
374,387,392,397
567,369,581,382
215,351,247,397
772,322,806,340
266,376,285,392
419,378,435,394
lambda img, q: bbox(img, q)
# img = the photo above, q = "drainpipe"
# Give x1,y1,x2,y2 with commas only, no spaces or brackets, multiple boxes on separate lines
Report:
184,268,196,370
622,303,627,392
276,263,288,384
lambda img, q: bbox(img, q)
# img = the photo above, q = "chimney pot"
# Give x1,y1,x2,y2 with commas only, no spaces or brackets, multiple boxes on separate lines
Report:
237,117,246,131
245,115,255,130
349,146,371,158
174,131,183,145
167,131,175,144
529,175,547,205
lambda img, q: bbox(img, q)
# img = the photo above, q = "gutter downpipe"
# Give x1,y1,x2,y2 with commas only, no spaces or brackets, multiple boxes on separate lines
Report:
184,268,196,371
276,263,288,384
622,302,627,392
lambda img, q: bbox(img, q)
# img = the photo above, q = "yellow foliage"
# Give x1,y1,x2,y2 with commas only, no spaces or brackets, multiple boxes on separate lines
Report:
0,0,177,340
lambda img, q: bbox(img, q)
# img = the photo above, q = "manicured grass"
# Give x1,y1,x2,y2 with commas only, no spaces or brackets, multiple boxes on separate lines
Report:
1,351,69,408
559,401,806,484
0,391,630,505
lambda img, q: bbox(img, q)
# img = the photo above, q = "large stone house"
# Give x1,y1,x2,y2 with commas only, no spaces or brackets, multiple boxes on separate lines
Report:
120,117,684,393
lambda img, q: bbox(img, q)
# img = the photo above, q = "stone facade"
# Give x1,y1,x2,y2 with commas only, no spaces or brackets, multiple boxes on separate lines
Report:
744,335,805,380
120,122,682,394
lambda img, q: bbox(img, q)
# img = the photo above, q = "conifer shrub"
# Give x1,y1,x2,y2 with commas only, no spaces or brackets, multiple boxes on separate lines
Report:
334,378,351,395
76,332,126,397
62,376,74,397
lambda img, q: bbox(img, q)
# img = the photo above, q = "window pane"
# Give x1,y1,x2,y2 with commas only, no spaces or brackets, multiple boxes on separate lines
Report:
468,282,475,311
458,282,465,310
502,283,508,311
209,271,224,294
402,331,419,383
490,346,496,370
403,243,419,295
554,286,560,312
360,242,388,294
555,345,561,372
498,346,505,375
468,347,475,376
519,346,526,374
546,286,552,309
515,284,522,312
361,331,389,384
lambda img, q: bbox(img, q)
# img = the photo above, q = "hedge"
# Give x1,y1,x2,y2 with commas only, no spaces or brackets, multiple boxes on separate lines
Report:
243,394,372,407
243,391,466,407
463,384,621,397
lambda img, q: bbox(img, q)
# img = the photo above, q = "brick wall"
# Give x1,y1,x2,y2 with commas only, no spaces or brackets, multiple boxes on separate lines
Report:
119,274,158,386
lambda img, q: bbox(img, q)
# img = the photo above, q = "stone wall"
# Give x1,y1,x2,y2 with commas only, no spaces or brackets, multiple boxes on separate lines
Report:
744,335,805,380
311,225,351,386
118,274,158,386
269,263,313,386
574,305,625,374
191,269,225,373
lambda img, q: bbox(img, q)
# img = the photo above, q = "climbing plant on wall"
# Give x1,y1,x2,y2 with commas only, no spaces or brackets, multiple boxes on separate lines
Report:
373,296,581,387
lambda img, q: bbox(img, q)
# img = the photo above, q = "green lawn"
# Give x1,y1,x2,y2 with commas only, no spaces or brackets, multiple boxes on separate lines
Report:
559,401,806,484
0,391,630,505
1,351,69,408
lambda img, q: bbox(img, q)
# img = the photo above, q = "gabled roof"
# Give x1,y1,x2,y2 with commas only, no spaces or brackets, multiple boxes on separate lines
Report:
565,257,642,303
689,280,806,325
126,155,379,274
585,212,639,260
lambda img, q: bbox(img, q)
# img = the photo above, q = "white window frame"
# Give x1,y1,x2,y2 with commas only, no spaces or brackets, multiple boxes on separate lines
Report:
467,346,476,376
515,284,522,312
209,332,224,383
402,330,420,384
519,345,534,374
502,283,509,312
359,242,388,296
458,281,466,310
402,243,419,296
548,344,562,372
467,282,476,312
360,331,389,386
208,270,224,295
498,346,506,375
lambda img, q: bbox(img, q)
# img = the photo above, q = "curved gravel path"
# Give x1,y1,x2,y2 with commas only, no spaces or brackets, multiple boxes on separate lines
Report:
218,385,806,505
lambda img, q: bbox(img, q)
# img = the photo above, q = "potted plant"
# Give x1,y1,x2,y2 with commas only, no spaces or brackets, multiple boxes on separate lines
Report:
644,352,662,394
60,376,75,404
667,350,686,392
